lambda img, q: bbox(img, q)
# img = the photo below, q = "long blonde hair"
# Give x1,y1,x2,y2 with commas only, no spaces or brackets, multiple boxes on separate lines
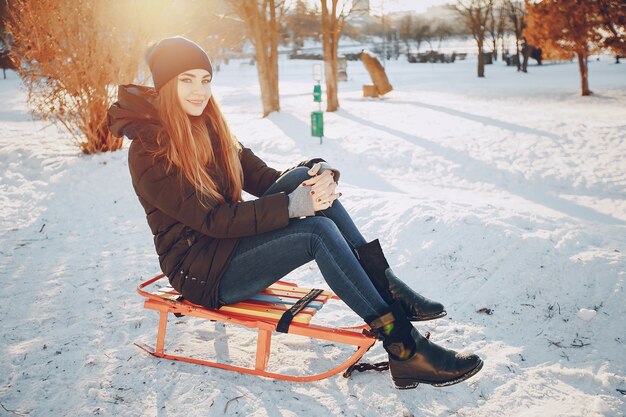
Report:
154,78,243,204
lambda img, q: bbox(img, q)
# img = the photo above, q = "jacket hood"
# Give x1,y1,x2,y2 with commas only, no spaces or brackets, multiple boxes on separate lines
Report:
107,84,161,140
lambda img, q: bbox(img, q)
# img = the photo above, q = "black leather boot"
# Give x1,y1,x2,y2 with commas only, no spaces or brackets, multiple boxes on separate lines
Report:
369,302,483,389
356,239,446,321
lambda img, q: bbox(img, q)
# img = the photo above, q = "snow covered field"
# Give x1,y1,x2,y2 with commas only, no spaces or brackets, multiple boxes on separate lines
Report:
1,56,625,416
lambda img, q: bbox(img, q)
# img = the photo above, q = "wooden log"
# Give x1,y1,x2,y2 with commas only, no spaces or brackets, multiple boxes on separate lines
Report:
362,84,379,98
360,50,392,96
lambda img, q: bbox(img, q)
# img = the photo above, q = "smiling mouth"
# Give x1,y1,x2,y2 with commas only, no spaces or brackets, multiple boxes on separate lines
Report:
187,99,205,106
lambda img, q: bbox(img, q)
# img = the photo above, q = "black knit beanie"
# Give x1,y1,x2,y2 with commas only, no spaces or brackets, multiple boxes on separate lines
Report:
145,36,213,91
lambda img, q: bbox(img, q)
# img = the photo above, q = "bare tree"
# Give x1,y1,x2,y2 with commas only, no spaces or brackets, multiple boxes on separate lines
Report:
413,16,434,53
285,0,322,51
397,14,414,54
505,0,526,71
455,0,495,77
228,0,287,117
391,30,401,60
320,0,359,112
4,0,150,153
487,1,507,60
396,13,439,57
432,18,456,51
182,2,246,66
4,0,246,151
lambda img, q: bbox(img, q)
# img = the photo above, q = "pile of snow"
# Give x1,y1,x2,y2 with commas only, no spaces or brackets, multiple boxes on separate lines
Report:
1,56,625,416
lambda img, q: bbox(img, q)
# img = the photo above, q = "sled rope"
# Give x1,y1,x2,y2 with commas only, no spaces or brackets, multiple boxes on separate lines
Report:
342,331,431,378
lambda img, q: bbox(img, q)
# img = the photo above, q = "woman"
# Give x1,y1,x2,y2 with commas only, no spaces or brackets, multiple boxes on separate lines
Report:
107,36,483,389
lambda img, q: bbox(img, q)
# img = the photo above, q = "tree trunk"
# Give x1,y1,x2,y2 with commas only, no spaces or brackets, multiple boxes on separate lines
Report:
325,52,339,111
577,51,591,96
268,0,280,114
477,41,485,78
254,49,279,116
321,1,339,112
255,55,280,117
509,8,523,72
322,29,339,111
522,43,530,73
237,0,280,117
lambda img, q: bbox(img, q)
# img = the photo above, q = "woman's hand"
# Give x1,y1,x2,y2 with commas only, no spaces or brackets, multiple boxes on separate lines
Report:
303,163,341,210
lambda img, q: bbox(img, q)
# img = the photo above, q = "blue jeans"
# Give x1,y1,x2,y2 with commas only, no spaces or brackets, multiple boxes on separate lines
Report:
218,167,389,321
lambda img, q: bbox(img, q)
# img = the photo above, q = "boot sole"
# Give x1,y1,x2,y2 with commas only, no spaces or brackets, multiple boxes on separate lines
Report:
409,311,447,322
392,359,484,389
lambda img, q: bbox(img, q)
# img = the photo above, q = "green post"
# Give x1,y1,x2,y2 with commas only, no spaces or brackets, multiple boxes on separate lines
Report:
311,111,324,140
312,64,324,144
313,84,322,102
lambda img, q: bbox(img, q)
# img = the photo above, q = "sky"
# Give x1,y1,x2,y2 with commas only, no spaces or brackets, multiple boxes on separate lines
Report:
298,0,453,15
368,0,452,14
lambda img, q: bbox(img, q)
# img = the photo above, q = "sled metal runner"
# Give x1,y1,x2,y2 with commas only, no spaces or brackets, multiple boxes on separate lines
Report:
136,274,377,382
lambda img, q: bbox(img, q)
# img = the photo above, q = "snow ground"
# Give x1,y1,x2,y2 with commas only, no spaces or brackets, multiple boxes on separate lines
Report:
0,56,625,417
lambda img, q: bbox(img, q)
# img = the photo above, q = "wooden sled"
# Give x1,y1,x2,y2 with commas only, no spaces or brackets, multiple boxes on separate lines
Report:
135,274,377,382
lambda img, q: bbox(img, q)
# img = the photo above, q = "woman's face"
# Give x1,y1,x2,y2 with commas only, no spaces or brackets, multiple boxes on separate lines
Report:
177,68,212,116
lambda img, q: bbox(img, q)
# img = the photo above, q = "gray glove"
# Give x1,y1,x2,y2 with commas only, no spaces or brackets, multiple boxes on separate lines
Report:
287,186,315,218
317,162,340,183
